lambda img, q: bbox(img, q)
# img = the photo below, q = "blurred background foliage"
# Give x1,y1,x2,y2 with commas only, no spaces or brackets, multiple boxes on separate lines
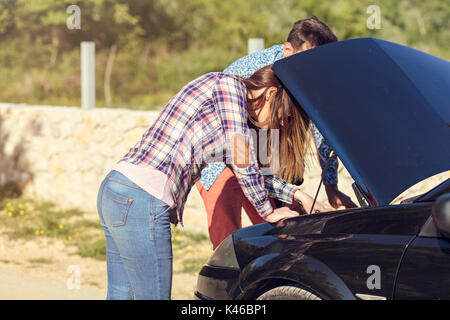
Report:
0,0,448,109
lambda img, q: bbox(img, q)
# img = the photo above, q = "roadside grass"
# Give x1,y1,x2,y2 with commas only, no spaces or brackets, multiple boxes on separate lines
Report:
0,198,213,275
28,258,53,264
171,228,212,274
0,198,106,260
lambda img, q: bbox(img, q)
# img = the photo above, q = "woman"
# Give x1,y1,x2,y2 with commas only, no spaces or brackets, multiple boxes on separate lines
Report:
97,65,332,300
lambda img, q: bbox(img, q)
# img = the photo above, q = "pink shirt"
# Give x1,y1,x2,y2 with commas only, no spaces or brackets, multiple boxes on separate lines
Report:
112,161,175,208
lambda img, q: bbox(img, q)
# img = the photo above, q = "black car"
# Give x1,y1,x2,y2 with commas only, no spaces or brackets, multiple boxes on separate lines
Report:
195,38,450,300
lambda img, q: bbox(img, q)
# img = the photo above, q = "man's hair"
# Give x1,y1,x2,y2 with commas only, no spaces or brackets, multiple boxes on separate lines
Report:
287,16,338,49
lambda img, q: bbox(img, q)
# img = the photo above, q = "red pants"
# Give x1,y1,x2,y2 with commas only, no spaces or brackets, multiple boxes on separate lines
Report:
196,167,279,249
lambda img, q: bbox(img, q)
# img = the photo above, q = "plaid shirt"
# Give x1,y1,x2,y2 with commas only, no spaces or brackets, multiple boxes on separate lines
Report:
118,72,297,225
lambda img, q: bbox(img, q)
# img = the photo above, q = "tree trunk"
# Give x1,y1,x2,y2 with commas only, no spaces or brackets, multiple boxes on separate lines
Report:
140,42,151,64
104,44,118,107
50,28,59,66
415,10,427,36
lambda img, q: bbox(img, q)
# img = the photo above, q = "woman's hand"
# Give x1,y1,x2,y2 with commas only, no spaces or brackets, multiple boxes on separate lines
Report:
264,207,300,223
293,189,335,214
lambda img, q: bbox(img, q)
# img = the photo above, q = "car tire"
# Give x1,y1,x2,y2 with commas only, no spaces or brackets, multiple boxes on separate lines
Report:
256,285,321,300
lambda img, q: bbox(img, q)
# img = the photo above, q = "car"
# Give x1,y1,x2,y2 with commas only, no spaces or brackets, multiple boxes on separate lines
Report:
195,38,450,300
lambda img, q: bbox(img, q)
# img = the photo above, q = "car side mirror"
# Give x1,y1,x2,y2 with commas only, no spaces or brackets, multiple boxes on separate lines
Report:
432,193,450,238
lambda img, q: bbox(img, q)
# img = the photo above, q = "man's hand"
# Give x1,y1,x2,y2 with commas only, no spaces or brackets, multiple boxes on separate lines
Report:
264,207,299,223
325,184,357,209
293,189,335,214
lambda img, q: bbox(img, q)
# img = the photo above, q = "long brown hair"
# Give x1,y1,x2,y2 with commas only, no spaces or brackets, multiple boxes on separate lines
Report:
239,65,312,183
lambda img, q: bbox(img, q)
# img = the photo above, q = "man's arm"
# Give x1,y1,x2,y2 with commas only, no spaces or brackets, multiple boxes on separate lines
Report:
310,124,357,209
310,123,338,185
224,44,284,78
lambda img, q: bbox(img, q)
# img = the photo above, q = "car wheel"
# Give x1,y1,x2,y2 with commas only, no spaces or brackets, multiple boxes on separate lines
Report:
256,285,321,300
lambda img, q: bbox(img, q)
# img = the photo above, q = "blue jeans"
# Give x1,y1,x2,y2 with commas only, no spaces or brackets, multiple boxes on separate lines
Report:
97,170,173,300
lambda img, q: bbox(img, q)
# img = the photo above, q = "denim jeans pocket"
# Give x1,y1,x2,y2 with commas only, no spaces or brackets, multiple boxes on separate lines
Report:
103,186,133,227
149,199,171,240
153,206,171,221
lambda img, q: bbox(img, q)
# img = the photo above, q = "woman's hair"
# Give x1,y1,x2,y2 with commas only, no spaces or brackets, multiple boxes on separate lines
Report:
239,65,312,183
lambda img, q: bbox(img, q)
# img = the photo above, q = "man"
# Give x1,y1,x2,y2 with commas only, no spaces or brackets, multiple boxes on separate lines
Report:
197,16,357,249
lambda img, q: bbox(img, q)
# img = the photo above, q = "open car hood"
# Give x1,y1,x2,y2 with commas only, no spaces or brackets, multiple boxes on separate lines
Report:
273,38,450,206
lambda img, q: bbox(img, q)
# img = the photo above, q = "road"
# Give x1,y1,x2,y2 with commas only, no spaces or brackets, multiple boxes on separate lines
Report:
0,264,104,300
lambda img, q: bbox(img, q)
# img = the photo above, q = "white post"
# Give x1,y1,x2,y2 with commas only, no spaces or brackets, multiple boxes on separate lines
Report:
248,38,265,54
81,41,95,109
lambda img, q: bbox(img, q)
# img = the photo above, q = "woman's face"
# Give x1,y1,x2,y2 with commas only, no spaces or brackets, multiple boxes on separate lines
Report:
248,86,278,129
276,105,288,127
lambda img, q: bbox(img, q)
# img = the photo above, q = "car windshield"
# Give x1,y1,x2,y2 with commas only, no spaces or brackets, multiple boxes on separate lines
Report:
391,171,449,205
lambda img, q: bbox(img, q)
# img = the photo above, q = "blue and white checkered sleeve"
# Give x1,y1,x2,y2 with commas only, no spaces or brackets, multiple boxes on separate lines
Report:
223,44,284,78
310,123,338,185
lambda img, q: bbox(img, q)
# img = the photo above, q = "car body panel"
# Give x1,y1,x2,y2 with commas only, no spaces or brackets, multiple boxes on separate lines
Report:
238,254,356,300
272,38,450,206
196,266,241,300
394,236,450,299
233,203,430,299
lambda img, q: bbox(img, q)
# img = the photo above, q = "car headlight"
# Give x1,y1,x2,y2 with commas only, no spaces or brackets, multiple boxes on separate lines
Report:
207,234,240,269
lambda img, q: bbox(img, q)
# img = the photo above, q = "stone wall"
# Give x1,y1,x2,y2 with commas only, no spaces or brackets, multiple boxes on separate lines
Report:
0,103,160,212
